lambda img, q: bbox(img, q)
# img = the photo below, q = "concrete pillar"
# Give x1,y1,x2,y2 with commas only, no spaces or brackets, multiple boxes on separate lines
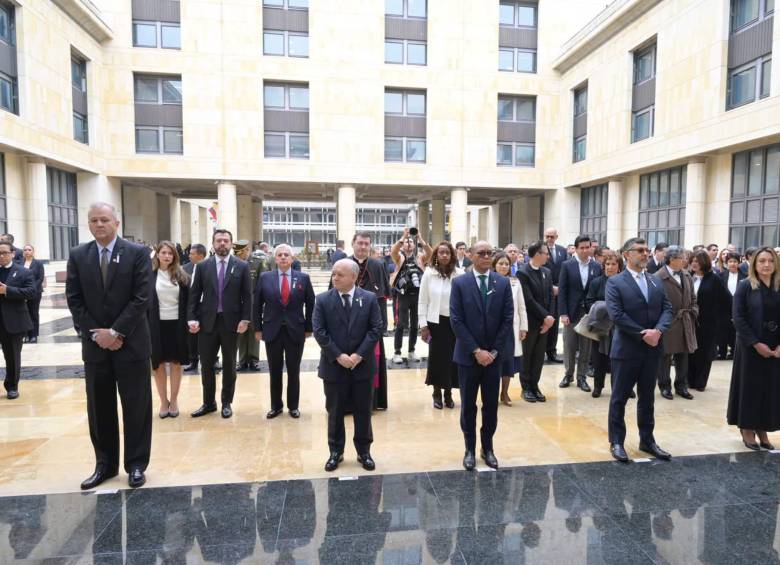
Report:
336,186,356,254
25,160,50,260
606,179,624,250
76,173,123,243
487,204,499,247
477,208,489,241
156,194,171,242
253,199,264,243
123,187,158,243
417,201,430,242
684,159,707,249
521,196,543,244
217,181,238,236
511,197,525,245
450,188,468,245
180,201,192,245
236,194,253,242
431,197,446,244
199,206,209,244
169,196,182,244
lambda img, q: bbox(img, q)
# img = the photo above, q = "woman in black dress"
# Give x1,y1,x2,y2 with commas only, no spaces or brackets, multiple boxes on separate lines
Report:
688,250,731,391
727,247,780,450
418,241,462,409
149,241,190,418
717,252,746,359
21,245,45,343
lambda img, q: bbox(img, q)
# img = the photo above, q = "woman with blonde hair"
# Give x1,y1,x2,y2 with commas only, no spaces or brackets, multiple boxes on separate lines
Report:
149,241,190,418
727,247,780,450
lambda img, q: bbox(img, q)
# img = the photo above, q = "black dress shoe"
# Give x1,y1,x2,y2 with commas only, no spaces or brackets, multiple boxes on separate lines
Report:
559,374,574,388
760,441,775,450
28,337,38,344
629,390,636,399
433,397,443,409
547,354,563,363
289,409,300,418
522,390,537,403
213,361,222,372
221,404,232,418
183,362,198,372
249,361,261,372
610,444,629,463
592,388,602,398
743,440,761,451
325,453,343,472
534,390,546,402
660,389,674,400
444,397,455,409
6,390,19,400
128,468,146,488
266,408,283,419
81,467,118,490
577,377,591,392
190,403,217,417
357,453,376,471
463,451,476,471
639,442,672,460
481,450,499,469
675,388,694,400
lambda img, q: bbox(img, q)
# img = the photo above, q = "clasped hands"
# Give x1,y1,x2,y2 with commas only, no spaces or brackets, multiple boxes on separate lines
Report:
188,321,251,334
91,329,123,351
754,343,780,359
474,349,496,367
337,353,363,369
640,328,662,347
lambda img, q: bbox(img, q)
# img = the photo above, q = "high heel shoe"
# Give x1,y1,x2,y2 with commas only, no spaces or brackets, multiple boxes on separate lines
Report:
744,440,760,451
760,442,775,450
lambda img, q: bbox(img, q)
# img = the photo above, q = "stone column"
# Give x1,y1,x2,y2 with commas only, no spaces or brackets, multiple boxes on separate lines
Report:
417,201,430,242
450,188,468,245
487,204,499,247
156,194,171,242
253,199,264,243
337,185,356,254
607,179,624,250
25,160,50,260
180,201,192,246
217,181,238,236
76,173,123,242
431,197,446,244
169,196,182,244
511,197,525,245
199,206,209,244
236,194,253,242
684,158,707,249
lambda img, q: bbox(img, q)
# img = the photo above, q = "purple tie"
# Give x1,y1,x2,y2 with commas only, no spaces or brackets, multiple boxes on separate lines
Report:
217,260,226,313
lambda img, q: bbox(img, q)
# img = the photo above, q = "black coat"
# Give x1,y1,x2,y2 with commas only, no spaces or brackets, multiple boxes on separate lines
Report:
148,269,190,369
0,263,35,334
544,244,568,285
66,238,153,363
585,274,607,310
187,255,253,333
695,271,731,346
558,258,602,324
517,263,553,328
22,259,45,297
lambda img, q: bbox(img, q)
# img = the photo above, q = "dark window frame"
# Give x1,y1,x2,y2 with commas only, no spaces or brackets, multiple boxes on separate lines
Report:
727,55,772,109
730,0,774,34
729,143,780,251
0,153,6,235
499,1,538,29
638,166,687,247
132,20,181,50
633,42,656,86
47,167,79,261
580,184,608,244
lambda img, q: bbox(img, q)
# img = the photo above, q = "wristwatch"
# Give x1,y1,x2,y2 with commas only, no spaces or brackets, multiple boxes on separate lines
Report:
108,329,119,338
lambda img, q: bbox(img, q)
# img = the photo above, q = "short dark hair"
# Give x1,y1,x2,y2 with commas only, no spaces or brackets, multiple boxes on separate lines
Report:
574,235,591,248
190,243,207,257
0,241,12,252
455,241,466,249
726,252,741,263
622,237,647,253
692,250,712,274
653,242,668,252
352,231,372,243
527,240,545,258
1,233,14,243
212,229,233,242
336,240,345,249
745,246,758,259
706,243,719,251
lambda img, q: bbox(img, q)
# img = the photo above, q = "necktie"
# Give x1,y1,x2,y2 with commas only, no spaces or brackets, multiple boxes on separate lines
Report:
673,271,682,278
217,260,226,313
100,248,109,286
281,272,290,305
478,274,488,306
637,273,649,301
342,293,351,317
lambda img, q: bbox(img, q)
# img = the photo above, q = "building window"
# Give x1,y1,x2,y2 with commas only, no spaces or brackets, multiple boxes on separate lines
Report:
0,153,6,234
134,74,183,154
385,40,427,65
264,0,309,8
385,0,427,18
0,1,16,115
632,107,654,143
727,56,772,109
499,1,537,28
498,47,536,73
633,44,656,85
384,137,426,162
731,0,774,33
497,143,535,166
263,30,309,58
71,56,88,144
133,21,181,49
580,184,608,244
573,85,587,163
729,143,780,250
135,127,183,154
497,95,535,167
134,76,182,105
638,166,687,246
47,167,79,261
384,89,427,163
0,1,15,45
0,71,17,114
573,136,586,163
264,82,309,159
384,90,425,116
73,113,88,144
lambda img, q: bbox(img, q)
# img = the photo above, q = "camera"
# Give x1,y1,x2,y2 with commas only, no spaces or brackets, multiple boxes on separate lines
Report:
409,227,418,237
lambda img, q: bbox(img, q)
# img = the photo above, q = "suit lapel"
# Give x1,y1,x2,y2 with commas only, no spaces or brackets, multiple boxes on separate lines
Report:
86,241,103,293
348,288,362,328
270,269,282,304
222,256,235,289
625,270,648,303
104,239,124,291
468,272,485,313
334,289,349,327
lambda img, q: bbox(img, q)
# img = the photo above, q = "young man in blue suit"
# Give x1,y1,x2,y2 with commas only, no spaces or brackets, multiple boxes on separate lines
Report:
313,259,384,472
255,244,315,420
605,237,674,463
450,241,514,471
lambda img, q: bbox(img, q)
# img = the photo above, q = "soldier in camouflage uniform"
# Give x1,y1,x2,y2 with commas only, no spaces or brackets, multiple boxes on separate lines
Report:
234,240,268,371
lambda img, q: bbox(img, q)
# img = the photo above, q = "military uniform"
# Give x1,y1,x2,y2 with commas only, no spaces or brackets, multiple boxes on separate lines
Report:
235,241,268,371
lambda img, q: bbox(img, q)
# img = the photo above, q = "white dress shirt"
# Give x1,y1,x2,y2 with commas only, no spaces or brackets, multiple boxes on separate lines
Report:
418,267,463,327
666,265,682,286
577,257,591,288
97,236,117,265
728,271,739,295
156,270,180,320
693,275,702,295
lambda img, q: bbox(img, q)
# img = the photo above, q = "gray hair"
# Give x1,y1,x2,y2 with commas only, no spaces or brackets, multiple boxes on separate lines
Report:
665,245,685,263
333,258,359,276
274,243,293,257
88,202,119,220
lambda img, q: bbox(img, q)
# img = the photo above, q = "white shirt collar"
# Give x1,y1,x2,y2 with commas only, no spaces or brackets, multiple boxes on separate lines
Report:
472,268,490,282
576,256,591,267
97,237,117,255
339,285,356,300
626,265,644,278
529,263,541,271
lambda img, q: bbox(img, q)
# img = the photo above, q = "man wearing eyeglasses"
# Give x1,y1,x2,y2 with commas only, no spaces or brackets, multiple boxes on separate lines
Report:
605,237,673,463
0,241,35,400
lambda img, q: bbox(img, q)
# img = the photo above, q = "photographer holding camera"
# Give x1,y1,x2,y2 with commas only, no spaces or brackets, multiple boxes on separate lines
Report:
390,228,432,364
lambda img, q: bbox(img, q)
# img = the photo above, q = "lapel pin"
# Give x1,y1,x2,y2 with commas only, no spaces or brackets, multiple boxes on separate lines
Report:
357,296,364,307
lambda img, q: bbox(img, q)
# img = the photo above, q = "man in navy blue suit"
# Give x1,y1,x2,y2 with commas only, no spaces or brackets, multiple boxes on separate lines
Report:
450,241,514,471
313,259,384,473
558,235,602,392
606,237,674,463
543,227,567,363
255,244,315,420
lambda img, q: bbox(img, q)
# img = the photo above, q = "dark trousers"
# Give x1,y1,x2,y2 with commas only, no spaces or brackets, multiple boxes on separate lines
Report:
187,333,199,365
323,377,373,455
689,338,716,390
26,297,41,338
608,356,660,445
718,321,736,358
520,327,546,391
458,362,500,452
592,346,613,391
394,293,418,353
198,314,238,406
656,352,689,392
546,295,560,356
265,326,304,411
1,325,23,392
84,358,152,473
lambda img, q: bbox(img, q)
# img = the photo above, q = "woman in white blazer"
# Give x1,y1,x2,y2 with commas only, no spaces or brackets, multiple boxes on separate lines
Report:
419,241,463,409
493,251,529,406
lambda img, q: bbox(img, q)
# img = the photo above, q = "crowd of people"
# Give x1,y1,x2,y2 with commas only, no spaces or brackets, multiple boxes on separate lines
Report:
1,204,780,489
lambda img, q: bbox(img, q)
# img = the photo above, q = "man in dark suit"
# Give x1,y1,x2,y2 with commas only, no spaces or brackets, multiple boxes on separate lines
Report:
606,237,673,463
455,242,473,270
518,242,555,404
450,240,514,470
645,242,668,274
543,228,567,363
0,241,35,399
331,240,347,263
558,235,602,392
182,243,207,373
313,259,383,472
255,243,315,419
187,229,252,419
66,202,153,489
0,234,23,263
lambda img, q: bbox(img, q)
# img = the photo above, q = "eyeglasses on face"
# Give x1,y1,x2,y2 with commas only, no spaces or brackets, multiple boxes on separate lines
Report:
628,247,649,254
474,250,494,258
